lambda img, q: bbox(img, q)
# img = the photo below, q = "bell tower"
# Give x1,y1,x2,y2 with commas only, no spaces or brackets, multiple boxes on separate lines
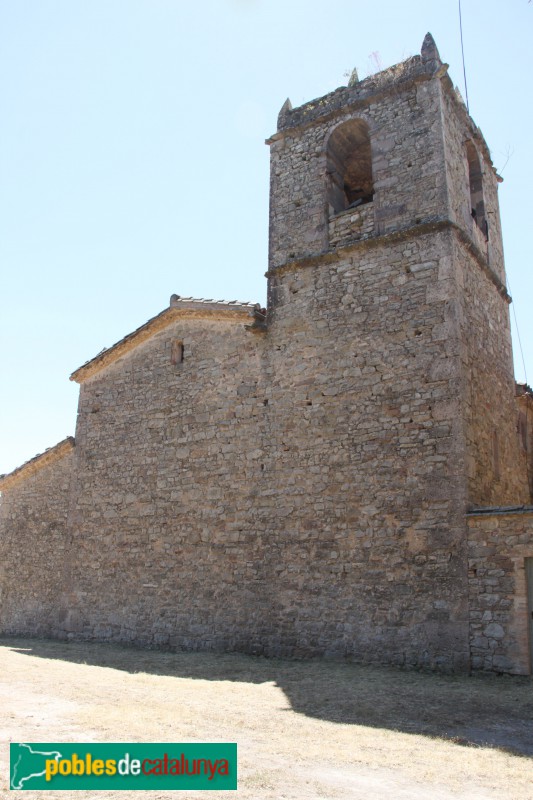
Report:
267,35,452,273
265,33,529,509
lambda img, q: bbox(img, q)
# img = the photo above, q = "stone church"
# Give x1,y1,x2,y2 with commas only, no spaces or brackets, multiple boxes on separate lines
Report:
1,35,532,673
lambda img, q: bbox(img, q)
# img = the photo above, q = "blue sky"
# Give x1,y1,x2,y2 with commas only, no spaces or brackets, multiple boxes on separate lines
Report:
1,0,532,474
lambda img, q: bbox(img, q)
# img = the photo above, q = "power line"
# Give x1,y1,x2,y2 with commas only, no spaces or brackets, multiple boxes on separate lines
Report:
508,274,532,497
458,0,470,113
507,274,529,386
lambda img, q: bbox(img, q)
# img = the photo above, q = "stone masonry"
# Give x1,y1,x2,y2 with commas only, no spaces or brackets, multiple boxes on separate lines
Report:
1,35,532,673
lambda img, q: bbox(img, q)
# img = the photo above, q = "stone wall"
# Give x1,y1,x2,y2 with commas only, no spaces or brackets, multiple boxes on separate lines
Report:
264,226,470,669
47,237,471,670
0,440,74,636
452,234,530,506
64,311,269,650
439,77,530,507
0,38,531,674
468,509,533,674
328,202,374,249
516,386,533,498
0,222,475,670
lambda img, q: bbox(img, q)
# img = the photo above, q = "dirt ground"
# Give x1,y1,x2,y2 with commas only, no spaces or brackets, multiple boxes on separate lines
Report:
0,637,531,800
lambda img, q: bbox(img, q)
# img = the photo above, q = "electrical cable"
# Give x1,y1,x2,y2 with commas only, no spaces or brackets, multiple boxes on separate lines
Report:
458,0,470,113
507,272,532,497
507,274,529,386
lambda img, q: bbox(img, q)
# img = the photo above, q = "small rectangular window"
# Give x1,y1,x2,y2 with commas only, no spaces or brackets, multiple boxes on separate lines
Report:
171,340,184,365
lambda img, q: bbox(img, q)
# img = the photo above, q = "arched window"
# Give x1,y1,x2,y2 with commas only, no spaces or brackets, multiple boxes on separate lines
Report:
327,120,374,216
466,141,487,239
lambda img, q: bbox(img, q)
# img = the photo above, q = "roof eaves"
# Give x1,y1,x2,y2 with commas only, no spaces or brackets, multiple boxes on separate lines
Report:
70,297,258,384
0,436,75,492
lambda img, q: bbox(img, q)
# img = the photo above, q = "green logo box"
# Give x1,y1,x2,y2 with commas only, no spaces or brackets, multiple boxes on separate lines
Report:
10,743,237,791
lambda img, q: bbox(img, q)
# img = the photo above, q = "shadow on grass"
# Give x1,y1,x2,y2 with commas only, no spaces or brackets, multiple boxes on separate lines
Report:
2,636,532,757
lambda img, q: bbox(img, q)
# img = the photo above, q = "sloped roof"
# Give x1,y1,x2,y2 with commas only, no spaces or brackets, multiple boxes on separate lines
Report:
516,381,533,398
70,296,258,384
0,436,75,491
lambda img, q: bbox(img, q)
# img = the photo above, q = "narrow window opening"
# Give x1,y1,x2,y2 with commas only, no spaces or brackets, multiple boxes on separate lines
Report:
466,141,488,240
327,119,374,216
171,340,184,365
492,429,501,481
518,411,528,452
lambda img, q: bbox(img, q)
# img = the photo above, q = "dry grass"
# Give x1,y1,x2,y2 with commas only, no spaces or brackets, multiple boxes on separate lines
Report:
0,637,532,799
